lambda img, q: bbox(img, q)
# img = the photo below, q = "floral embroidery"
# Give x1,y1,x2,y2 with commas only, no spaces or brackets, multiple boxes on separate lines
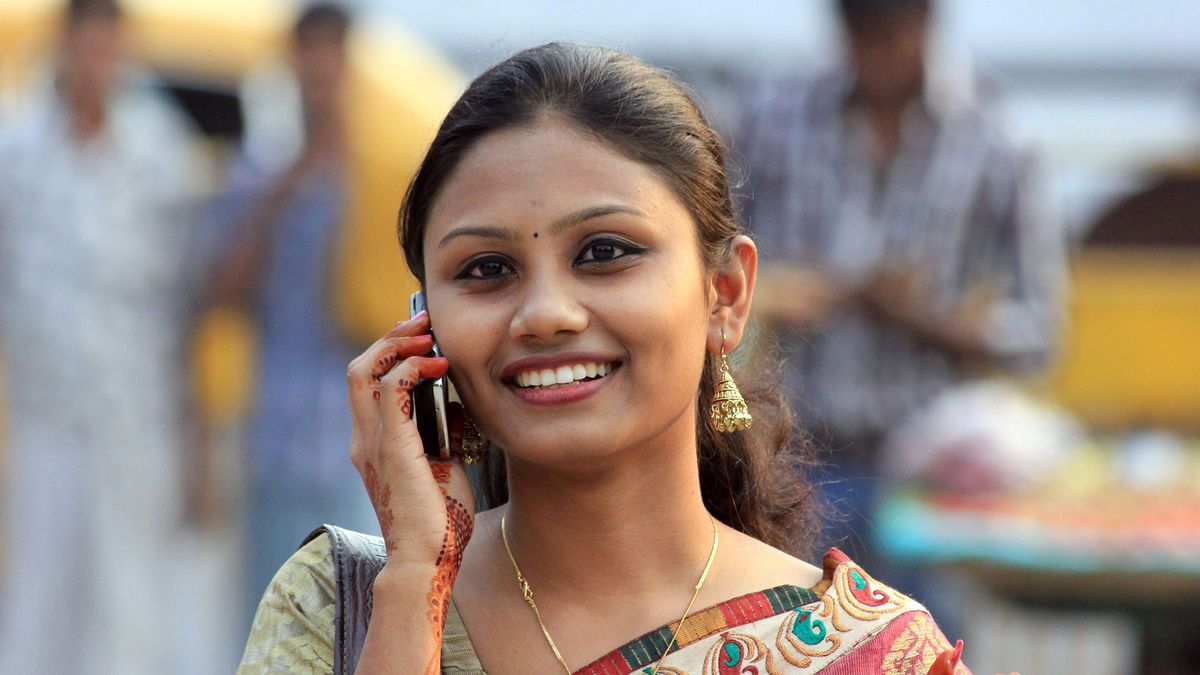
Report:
774,597,842,668
702,631,782,675
833,563,905,621
790,609,827,645
881,613,954,675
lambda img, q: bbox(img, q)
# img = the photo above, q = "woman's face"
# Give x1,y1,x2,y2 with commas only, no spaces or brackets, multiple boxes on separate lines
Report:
422,117,713,471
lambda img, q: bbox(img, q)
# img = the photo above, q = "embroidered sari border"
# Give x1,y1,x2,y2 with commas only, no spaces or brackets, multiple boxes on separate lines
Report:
576,584,821,675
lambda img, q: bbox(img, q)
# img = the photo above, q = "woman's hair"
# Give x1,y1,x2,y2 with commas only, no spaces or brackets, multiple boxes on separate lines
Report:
399,42,820,556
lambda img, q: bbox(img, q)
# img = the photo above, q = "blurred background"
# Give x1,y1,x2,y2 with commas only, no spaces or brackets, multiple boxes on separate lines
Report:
0,1,1197,674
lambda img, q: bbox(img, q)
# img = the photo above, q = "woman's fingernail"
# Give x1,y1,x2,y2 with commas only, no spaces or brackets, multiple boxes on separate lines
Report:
951,640,963,666
413,310,428,320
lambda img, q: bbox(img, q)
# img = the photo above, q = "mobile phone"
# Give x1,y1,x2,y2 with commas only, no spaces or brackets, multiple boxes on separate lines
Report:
409,291,460,460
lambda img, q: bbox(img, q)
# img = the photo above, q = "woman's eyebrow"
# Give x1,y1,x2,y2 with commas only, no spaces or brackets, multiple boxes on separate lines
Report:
437,224,518,249
548,204,646,234
438,204,647,249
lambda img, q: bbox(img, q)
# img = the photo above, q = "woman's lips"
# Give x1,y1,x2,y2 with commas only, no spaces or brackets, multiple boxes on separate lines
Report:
506,363,620,405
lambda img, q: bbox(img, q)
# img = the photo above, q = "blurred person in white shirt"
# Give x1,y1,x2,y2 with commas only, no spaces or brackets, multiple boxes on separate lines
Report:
0,0,198,672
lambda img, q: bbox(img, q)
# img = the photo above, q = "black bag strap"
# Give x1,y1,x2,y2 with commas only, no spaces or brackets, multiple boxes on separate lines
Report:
303,525,387,675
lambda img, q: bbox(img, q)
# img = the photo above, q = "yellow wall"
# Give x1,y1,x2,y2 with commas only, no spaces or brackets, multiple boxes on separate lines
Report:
1051,247,1200,431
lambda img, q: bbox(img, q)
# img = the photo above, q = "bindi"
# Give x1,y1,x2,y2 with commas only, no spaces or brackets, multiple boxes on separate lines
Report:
532,232,539,238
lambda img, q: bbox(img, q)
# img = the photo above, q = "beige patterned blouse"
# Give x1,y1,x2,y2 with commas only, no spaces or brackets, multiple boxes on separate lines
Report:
237,534,484,674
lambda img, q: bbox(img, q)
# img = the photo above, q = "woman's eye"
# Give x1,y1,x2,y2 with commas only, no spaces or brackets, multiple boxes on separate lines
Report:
576,239,638,264
457,257,514,280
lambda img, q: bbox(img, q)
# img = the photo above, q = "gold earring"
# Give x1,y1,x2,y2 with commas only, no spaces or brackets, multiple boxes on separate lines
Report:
710,332,752,433
460,414,488,464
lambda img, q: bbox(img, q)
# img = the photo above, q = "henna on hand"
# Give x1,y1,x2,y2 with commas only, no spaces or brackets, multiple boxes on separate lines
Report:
423,461,474,651
373,353,399,377
363,462,397,553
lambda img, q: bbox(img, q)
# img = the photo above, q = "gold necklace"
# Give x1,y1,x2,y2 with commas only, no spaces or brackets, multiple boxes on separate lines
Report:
500,514,719,675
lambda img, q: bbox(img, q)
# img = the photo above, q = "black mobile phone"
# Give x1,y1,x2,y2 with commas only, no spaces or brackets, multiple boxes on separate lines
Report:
409,291,458,460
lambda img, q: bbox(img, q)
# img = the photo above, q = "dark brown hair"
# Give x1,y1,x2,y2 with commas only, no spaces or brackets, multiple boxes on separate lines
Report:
293,2,351,43
399,43,819,556
64,0,122,26
837,0,931,32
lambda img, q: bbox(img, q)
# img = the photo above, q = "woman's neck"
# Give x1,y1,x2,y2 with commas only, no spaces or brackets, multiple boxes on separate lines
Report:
500,418,715,602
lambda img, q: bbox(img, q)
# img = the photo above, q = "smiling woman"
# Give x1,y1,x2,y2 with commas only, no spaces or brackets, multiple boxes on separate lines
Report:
238,42,971,675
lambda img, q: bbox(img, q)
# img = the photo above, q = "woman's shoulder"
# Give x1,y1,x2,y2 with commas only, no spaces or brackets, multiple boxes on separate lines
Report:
580,538,969,674
812,547,925,614
717,543,957,646
236,534,338,675
788,547,969,674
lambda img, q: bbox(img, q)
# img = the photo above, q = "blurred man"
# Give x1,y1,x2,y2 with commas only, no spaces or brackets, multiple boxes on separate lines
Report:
740,0,1066,561
204,2,378,623
0,0,197,672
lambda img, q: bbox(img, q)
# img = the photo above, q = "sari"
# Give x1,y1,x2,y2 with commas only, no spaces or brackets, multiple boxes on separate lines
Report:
238,534,970,674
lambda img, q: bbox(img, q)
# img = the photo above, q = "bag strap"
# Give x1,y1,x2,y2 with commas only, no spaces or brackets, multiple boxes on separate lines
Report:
303,525,387,675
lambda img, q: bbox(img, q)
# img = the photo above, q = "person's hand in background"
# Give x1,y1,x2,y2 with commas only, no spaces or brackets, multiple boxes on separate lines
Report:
755,264,853,331
859,262,1000,362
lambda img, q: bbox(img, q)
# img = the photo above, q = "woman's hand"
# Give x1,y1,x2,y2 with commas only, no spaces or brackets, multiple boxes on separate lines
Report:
928,640,1016,675
928,642,963,675
345,311,477,672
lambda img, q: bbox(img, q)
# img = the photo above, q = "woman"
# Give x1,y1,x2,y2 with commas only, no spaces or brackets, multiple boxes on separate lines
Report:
239,43,971,675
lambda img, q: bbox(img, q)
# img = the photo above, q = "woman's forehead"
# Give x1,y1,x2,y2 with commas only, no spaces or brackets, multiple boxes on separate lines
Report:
425,118,687,239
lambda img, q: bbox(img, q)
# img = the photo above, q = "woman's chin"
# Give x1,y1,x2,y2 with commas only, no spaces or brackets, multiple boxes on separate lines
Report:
501,432,628,474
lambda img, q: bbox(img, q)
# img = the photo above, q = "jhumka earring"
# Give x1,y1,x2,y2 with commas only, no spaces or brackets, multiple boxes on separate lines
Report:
710,331,753,433
460,414,488,464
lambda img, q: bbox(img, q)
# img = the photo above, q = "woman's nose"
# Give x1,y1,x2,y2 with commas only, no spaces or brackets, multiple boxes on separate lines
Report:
509,274,588,342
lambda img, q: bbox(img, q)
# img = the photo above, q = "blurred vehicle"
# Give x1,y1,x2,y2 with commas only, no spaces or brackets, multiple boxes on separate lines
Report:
1051,167,1200,431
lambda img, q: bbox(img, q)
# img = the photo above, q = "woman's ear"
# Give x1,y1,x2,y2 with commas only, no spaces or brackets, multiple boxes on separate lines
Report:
707,235,758,354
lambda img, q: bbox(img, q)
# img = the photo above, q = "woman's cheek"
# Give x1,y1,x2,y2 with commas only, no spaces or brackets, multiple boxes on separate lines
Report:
433,316,486,398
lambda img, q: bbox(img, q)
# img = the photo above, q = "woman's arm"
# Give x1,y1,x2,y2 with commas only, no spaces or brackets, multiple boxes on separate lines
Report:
354,564,452,674
344,312,477,674
240,311,476,674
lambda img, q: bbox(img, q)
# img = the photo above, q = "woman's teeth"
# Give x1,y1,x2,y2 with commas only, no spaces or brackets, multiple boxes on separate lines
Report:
515,362,613,388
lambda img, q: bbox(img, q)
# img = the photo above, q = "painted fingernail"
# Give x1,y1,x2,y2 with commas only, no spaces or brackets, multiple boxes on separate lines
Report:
413,310,428,321
951,640,963,667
